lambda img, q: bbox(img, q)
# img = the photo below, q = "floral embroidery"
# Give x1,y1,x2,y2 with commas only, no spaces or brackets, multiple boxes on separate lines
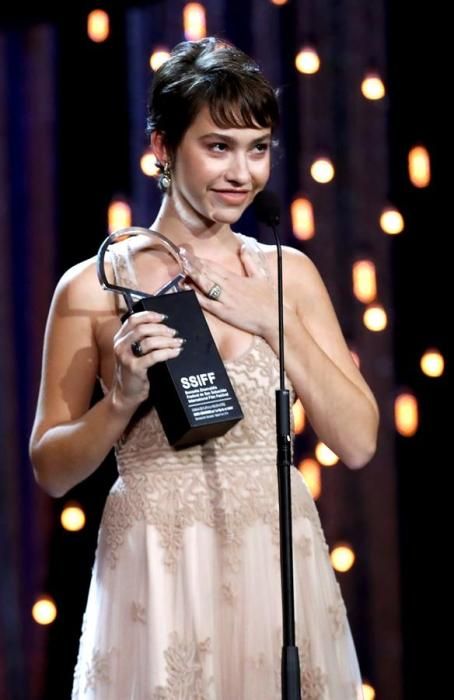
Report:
151,633,213,700
221,582,237,606
299,639,328,700
327,584,348,639
131,601,146,624
85,648,113,690
296,534,313,557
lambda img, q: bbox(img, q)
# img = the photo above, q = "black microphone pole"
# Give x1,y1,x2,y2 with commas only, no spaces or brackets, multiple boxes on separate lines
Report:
254,191,301,700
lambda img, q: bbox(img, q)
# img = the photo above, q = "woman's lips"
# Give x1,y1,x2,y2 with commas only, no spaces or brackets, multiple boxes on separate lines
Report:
211,190,250,204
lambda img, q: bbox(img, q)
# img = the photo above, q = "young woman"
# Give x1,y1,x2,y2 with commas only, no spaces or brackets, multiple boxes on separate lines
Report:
30,37,378,699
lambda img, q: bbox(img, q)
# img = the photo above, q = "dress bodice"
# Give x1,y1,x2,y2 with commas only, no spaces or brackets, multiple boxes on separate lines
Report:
115,333,294,476
108,232,295,476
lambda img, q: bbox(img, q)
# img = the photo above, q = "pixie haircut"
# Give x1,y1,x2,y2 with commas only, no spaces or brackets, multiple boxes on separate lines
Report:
146,37,279,157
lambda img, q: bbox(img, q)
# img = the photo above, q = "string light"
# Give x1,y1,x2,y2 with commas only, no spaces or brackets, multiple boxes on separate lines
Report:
361,71,386,100
140,149,160,177
315,442,339,466
380,207,404,235
363,303,387,331
32,596,57,625
61,503,86,532
352,259,377,303
292,399,306,434
408,145,431,187
295,46,321,75
330,544,355,572
87,10,110,43
183,3,207,41
108,198,132,233
420,349,444,377
394,392,418,436
310,157,335,183
150,48,170,72
291,197,315,240
298,458,321,500
362,681,376,699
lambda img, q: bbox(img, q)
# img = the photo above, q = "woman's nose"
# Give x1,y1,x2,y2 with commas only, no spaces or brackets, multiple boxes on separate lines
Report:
225,152,250,184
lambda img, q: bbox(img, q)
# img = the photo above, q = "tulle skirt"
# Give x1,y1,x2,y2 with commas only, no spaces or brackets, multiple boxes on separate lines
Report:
72,468,363,699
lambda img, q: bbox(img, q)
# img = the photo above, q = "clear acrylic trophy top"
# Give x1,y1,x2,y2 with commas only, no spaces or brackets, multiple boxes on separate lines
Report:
96,227,187,314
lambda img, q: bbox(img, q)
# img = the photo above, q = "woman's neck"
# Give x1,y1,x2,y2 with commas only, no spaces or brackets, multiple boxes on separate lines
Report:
150,200,239,259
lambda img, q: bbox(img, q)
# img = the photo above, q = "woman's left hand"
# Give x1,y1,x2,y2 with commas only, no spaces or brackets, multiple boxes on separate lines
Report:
179,244,276,338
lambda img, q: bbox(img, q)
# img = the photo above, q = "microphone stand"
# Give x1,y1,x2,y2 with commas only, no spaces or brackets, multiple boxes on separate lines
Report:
268,221,302,700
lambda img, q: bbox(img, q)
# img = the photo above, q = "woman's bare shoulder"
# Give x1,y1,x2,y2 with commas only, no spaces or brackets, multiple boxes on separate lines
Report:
54,255,116,312
252,239,317,277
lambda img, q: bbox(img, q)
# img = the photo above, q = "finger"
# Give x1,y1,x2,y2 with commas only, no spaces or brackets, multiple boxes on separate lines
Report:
118,322,177,347
124,310,168,328
136,335,185,355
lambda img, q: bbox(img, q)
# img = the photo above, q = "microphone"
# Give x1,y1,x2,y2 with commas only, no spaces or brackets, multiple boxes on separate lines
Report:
254,188,302,699
254,189,281,228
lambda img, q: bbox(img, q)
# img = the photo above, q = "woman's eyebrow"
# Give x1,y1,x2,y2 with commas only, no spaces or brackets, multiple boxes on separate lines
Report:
200,132,272,145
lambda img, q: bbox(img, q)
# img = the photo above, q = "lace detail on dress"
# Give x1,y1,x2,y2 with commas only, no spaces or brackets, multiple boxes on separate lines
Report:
100,465,325,572
151,633,213,700
85,648,114,691
327,584,348,639
131,601,147,624
299,640,328,700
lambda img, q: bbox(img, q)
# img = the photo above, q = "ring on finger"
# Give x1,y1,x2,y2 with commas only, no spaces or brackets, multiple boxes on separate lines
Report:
207,282,222,301
131,340,144,357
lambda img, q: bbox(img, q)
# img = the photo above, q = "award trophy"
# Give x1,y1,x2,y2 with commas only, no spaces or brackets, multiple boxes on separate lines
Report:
96,227,244,448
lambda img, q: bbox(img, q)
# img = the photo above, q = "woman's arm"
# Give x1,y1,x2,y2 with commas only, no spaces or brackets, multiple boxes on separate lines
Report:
29,260,183,497
183,243,379,469
264,248,379,469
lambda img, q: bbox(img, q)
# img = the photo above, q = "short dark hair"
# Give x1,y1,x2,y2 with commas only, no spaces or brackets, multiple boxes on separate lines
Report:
146,37,279,158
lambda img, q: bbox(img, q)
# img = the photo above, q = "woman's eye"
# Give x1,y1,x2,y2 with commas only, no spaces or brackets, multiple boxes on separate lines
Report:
254,143,269,153
209,143,228,152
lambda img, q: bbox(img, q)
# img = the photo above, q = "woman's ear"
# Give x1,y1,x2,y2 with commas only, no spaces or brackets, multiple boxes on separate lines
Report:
151,131,169,165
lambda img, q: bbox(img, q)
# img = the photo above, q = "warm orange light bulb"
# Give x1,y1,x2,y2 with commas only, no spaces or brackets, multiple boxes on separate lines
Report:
291,197,315,240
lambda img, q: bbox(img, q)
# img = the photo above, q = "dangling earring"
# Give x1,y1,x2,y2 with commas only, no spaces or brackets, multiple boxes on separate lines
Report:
161,161,172,191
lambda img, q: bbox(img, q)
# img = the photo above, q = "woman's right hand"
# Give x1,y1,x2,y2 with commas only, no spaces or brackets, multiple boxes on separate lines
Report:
111,310,184,413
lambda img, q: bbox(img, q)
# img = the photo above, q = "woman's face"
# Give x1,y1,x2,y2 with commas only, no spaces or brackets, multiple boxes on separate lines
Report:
170,106,272,227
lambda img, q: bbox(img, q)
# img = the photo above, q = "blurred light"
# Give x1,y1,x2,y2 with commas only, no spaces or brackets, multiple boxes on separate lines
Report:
330,544,355,572
140,149,160,177
380,207,404,235
87,10,110,43
108,199,132,233
183,3,207,41
61,503,86,532
350,348,360,368
352,259,377,303
310,157,334,183
408,145,431,187
395,392,418,436
362,681,376,700
292,399,306,434
150,48,170,72
32,596,57,625
363,303,387,332
298,458,321,500
361,72,386,100
270,0,288,5
315,442,339,466
295,46,321,75
420,348,445,377
291,197,315,240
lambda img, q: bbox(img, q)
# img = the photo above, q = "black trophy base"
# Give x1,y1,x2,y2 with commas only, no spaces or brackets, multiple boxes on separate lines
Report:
129,291,243,449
